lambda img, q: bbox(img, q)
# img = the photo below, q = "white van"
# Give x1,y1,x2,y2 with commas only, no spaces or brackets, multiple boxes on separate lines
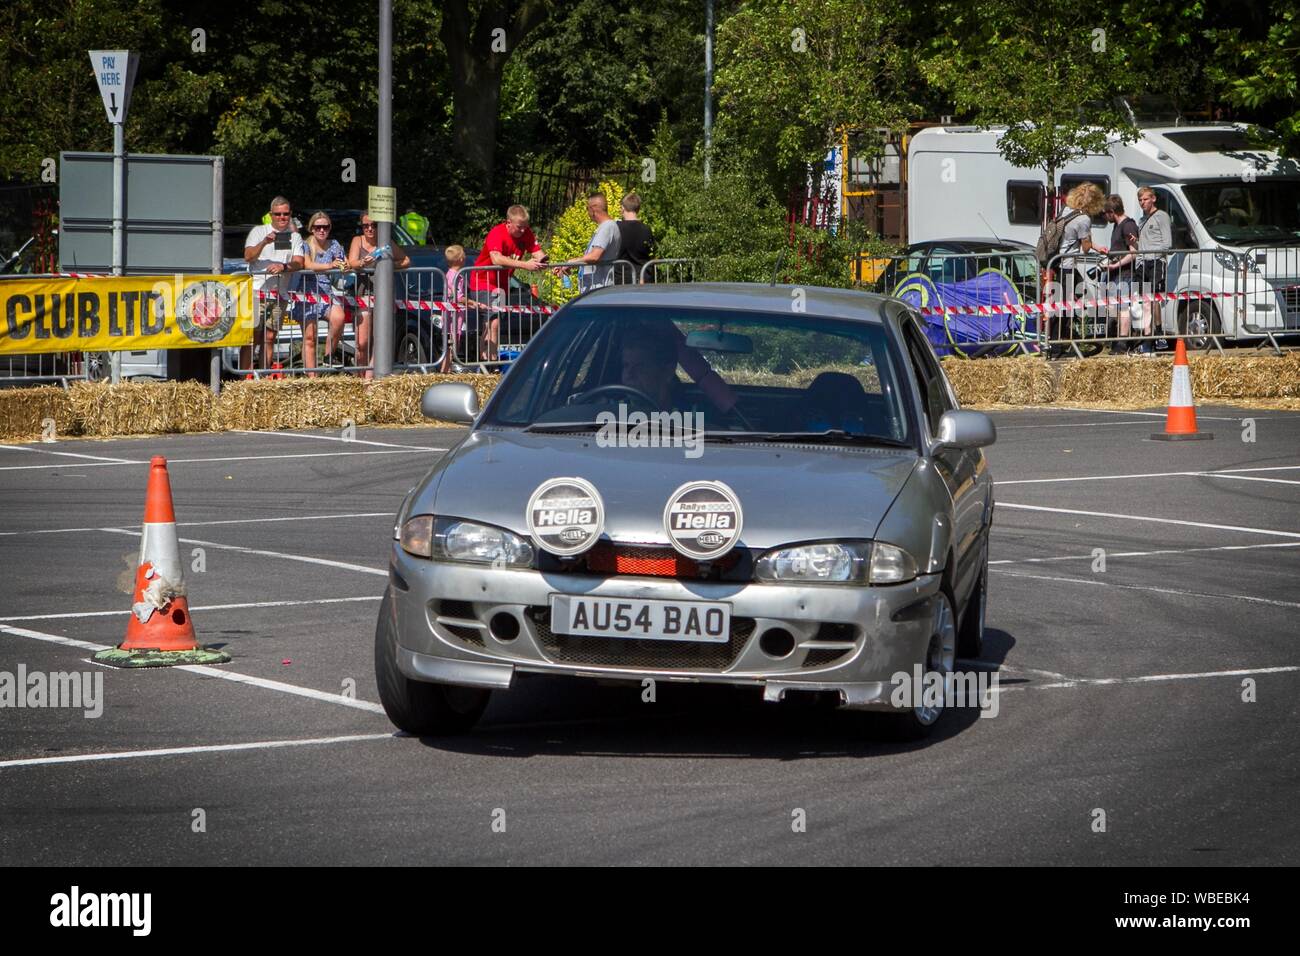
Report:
907,124,1300,344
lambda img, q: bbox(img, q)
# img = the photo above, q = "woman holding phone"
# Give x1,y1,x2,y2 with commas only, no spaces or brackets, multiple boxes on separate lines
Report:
301,211,348,376
347,214,411,379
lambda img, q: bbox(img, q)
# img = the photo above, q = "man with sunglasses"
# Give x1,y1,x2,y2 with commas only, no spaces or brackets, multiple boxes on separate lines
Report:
243,196,306,370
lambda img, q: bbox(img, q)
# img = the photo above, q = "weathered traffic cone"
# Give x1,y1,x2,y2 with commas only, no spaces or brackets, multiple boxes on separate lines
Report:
94,457,231,668
1150,339,1214,441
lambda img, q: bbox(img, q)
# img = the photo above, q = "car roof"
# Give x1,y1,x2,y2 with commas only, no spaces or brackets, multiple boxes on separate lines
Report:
575,282,894,323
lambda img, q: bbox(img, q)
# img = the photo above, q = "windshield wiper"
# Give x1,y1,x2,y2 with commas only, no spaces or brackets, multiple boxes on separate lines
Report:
703,429,910,448
521,420,607,433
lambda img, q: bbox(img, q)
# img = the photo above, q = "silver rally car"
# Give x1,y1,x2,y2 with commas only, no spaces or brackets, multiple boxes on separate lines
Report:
376,283,995,738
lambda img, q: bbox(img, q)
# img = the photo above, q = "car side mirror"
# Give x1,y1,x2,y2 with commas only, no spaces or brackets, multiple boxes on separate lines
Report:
932,410,996,453
421,383,479,424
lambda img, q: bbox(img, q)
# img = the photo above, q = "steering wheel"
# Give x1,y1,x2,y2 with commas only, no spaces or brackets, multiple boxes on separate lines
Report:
571,383,661,409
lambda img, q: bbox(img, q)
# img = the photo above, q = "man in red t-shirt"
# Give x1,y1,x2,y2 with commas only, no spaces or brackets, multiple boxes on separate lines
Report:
467,205,547,363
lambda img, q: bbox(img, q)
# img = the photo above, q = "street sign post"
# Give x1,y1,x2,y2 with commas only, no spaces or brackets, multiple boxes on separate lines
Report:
89,50,139,383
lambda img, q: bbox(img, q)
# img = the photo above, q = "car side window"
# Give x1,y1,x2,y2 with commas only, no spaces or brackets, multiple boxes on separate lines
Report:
1152,188,1195,248
901,318,952,435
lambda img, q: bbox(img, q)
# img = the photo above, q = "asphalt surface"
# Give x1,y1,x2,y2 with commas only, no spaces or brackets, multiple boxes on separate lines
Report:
1,408,1297,865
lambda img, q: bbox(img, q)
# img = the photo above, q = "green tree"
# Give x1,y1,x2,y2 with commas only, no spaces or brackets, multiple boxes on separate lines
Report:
713,0,919,190
922,0,1146,204
1213,0,1300,154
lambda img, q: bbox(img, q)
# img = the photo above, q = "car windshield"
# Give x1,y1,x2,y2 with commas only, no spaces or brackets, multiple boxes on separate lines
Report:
1182,181,1300,245
482,304,911,445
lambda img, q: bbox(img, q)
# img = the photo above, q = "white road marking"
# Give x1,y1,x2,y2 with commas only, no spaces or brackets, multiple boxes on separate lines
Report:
0,448,445,471
101,527,387,576
0,623,388,714
996,464,1300,486
0,512,391,538
0,624,108,653
174,664,387,714
0,595,383,622
1208,474,1300,486
996,420,1155,429
0,443,139,464
998,665,1300,693
0,733,394,770
1050,407,1271,422
989,540,1300,566
233,428,439,451
995,502,1300,539
990,567,1300,609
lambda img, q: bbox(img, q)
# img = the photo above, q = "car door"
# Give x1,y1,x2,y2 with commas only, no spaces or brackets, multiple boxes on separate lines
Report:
899,314,985,598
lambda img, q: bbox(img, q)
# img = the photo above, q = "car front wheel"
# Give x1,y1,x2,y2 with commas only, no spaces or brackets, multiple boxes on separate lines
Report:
872,588,957,741
374,592,490,735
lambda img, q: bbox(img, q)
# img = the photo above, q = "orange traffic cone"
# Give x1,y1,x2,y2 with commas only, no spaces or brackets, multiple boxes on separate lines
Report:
1151,339,1214,441
94,457,230,667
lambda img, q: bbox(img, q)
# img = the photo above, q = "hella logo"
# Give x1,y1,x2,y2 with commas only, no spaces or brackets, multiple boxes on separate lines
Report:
559,527,586,542
697,531,726,548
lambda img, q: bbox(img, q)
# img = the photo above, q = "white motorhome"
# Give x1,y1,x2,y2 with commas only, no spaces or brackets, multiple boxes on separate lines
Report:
907,125,1300,343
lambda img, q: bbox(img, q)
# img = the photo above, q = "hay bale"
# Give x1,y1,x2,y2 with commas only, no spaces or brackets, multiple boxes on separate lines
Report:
1055,355,1171,405
942,356,1055,406
366,373,501,425
69,381,215,436
1190,352,1300,399
0,385,77,441
213,377,370,431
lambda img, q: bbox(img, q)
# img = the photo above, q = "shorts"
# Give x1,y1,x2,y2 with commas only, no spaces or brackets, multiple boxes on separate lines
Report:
256,296,286,333
462,289,503,338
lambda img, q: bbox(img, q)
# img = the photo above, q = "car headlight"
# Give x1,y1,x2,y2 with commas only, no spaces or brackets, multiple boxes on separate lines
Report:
399,515,434,557
868,542,918,584
435,517,534,567
755,542,872,584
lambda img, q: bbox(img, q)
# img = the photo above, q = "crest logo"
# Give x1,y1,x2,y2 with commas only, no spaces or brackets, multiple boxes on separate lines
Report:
175,281,237,343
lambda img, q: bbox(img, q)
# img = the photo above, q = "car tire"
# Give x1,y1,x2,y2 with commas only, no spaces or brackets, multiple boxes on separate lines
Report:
374,592,490,735
957,538,987,660
871,587,958,741
1178,301,1221,351
396,331,428,367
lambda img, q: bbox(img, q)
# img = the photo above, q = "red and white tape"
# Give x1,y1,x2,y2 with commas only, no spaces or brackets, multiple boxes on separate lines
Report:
915,288,1246,318
254,289,556,316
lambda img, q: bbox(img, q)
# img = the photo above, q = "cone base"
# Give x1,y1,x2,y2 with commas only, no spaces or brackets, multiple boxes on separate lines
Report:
93,646,232,668
1150,432,1215,441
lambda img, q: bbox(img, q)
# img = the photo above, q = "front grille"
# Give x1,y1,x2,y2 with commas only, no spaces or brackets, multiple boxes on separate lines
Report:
539,542,751,581
530,607,755,670
803,648,852,668
436,599,484,646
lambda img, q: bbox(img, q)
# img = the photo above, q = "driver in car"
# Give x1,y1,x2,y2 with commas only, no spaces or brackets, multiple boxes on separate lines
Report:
620,324,680,409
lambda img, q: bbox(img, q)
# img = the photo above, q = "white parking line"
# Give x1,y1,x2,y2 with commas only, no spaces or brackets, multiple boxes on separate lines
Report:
996,464,1300,486
101,527,387,576
990,568,1300,609
0,512,392,538
998,665,1300,693
997,420,1155,429
1051,407,1270,422
0,595,382,622
0,444,139,464
233,428,441,451
0,623,389,714
996,502,1300,539
990,540,1300,566
0,448,445,471
0,733,394,770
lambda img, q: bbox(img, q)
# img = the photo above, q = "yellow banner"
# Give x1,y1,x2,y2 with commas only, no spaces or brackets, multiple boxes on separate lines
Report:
0,274,253,355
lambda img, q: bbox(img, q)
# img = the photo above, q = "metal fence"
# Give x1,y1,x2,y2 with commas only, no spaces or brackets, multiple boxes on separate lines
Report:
0,273,94,387
863,246,1300,357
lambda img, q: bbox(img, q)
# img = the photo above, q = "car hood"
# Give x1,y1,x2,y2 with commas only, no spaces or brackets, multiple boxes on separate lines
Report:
420,429,918,549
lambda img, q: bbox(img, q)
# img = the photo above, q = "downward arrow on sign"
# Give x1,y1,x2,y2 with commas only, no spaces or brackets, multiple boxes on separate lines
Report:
110,92,116,112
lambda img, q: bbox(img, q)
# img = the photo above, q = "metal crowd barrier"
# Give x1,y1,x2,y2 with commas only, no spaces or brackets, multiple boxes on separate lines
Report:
0,273,93,387
639,258,704,284
227,265,449,378
1042,246,1300,357
862,250,1043,357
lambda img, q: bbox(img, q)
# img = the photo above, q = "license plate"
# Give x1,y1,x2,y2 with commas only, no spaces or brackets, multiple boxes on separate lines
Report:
550,595,731,643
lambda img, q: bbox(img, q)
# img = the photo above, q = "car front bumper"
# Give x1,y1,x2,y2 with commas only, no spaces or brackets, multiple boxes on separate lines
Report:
387,545,945,712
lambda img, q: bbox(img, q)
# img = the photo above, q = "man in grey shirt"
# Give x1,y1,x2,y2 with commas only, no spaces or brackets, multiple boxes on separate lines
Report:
574,194,622,291
1135,186,1173,347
